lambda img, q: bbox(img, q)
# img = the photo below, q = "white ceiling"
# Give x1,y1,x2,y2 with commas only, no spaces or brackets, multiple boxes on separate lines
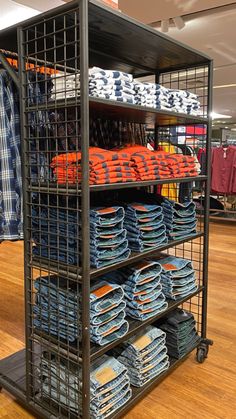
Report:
0,0,235,128
119,0,236,128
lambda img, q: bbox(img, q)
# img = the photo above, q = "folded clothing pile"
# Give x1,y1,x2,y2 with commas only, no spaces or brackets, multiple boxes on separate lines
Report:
90,206,131,268
160,308,201,359
38,352,132,418
134,82,171,110
89,67,136,104
32,205,131,268
32,206,79,265
158,255,198,300
169,89,201,115
162,199,197,240
50,147,136,185
104,260,168,321
120,145,172,181
123,202,167,252
51,73,80,100
113,326,169,387
165,154,198,178
33,276,129,346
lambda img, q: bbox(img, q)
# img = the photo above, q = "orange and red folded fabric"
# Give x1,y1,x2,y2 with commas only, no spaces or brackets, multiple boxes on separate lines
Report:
50,145,198,185
50,147,137,184
165,154,198,178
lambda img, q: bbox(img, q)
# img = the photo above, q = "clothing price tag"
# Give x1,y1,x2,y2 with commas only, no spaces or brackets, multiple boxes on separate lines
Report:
95,366,116,385
134,335,152,350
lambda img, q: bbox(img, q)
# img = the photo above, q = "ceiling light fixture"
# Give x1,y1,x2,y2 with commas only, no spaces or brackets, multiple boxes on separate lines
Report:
161,19,169,32
211,112,232,120
173,16,185,30
213,84,236,89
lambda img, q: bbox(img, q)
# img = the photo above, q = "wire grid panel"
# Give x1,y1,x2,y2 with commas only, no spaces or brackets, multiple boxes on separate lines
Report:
22,4,81,192
20,4,85,417
159,65,209,118
30,342,81,418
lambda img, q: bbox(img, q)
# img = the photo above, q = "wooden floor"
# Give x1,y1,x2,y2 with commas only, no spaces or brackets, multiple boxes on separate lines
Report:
0,223,236,418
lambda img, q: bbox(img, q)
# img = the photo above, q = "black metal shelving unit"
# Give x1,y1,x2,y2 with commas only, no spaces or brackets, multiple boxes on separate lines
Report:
0,0,213,418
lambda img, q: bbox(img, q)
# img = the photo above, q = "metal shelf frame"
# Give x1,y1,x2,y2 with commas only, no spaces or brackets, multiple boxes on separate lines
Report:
0,0,213,418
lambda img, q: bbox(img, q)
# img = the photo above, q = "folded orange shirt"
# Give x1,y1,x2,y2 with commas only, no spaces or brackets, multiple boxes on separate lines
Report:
51,147,130,169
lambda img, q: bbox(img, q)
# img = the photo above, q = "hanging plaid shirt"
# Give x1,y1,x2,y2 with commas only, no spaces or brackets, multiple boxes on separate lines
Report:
0,71,23,240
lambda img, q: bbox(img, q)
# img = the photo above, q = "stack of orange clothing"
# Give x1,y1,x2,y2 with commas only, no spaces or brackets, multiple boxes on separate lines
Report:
50,147,137,184
165,154,198,178
119,145,172,181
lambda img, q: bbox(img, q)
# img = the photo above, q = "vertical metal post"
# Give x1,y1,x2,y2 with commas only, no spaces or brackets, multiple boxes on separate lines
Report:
154,73,160,151
80,0,90,417
17,26,33,400
202,60,213,339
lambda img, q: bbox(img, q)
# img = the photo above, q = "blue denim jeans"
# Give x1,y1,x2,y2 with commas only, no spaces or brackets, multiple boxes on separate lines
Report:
162,199,197,240
158,256,197,300
33,276,128,346
102,260,168,320
160,309,201,359
124,203,167,252
39,353,132,418
112,326,170,387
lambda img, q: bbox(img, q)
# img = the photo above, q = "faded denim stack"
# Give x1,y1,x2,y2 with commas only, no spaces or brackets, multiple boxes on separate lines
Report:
124,203,167,252
158,255,198,300
162,199,197,240
33,276,128,346
103,260,168,321
38,353,132,418
113,325,169,387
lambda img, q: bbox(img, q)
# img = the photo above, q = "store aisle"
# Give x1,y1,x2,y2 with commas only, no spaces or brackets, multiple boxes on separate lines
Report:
0,223,236,418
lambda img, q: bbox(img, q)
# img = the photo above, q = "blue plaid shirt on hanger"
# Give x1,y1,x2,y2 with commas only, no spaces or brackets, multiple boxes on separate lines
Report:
0,70,23,240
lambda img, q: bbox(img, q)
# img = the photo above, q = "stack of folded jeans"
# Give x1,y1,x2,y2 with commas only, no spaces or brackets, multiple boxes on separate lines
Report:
90,206,131,268
89,67,135,104
38,352,132,418
123,202,167,252
32,206,79,265
160,308,201,359
169,89,201,115
113,326,169,387
134,82,171,110
120,145,172,180
33,275,129,346
158,255,198,300
165,154,198,178
162,199,197,240
104,260,168,320
51,73,80,100
32,204,131,268
50,147,136,185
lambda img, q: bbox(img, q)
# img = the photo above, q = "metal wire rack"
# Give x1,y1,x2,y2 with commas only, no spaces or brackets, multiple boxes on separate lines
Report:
0,1,213,418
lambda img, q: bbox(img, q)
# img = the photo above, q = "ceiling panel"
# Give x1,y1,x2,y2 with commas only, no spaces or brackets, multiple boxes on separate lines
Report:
119,0,234,23
13,0,64,12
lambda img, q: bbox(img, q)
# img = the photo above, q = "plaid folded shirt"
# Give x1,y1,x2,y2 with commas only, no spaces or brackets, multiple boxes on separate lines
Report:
51,145,198,185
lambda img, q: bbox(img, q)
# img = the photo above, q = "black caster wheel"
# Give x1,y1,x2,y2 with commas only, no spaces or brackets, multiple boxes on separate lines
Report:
196,346,208,363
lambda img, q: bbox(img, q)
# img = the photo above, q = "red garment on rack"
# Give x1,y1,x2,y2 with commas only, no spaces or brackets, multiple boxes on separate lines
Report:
211,146,236,194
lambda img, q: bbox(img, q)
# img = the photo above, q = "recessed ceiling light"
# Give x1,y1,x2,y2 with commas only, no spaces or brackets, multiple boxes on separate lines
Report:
211,112,232,119
213,84,236,89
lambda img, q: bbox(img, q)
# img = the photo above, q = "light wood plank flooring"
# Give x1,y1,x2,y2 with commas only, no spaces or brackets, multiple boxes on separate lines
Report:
0,223,236,418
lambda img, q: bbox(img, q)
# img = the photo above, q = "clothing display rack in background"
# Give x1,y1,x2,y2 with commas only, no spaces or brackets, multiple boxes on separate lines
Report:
0,1,213,418
197,138,236,222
